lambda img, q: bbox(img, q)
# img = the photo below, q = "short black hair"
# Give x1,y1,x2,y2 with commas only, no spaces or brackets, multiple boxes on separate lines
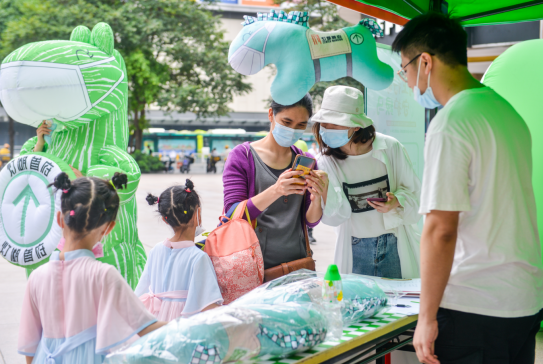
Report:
392,12,468,66
51,172,127,235
271,93,314,118
146,179,200,229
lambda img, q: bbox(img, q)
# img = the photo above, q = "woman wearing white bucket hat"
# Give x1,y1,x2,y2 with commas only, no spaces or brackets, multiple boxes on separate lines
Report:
313,86,422,278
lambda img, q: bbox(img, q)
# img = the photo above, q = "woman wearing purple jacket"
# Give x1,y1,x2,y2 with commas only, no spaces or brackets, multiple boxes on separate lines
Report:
223,94,329,269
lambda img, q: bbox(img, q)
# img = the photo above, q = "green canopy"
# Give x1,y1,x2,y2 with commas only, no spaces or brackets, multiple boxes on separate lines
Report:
329,0,543,26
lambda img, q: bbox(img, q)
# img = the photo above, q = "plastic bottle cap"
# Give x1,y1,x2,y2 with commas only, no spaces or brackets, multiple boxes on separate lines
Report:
324,264,341,281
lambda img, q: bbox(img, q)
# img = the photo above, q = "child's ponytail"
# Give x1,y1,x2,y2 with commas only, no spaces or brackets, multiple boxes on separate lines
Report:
111,172,128,190
146,194,159,205
52,172,72,192
185,179,194,192
150,179,201,228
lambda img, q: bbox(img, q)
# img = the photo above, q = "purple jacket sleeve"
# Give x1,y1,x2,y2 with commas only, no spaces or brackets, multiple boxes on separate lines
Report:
222,144,262,221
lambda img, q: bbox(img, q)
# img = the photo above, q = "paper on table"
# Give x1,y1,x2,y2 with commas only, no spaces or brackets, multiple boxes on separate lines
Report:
388,297,420,316
355,275,421,293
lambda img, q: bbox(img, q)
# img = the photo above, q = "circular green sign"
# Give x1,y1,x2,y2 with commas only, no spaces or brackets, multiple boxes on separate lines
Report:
350,33,364,45
0,154,66,267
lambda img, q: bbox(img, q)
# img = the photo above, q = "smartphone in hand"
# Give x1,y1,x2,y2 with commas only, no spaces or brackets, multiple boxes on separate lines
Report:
291,154,316,185
367,197,387,203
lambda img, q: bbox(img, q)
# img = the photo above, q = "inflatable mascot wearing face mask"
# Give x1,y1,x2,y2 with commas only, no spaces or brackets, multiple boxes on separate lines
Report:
0,22,146,288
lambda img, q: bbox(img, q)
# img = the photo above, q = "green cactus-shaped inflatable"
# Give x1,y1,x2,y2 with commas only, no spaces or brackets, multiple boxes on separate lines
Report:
0,23,145,288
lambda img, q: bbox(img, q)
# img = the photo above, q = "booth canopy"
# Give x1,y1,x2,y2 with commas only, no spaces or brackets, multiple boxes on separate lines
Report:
328,0,543,26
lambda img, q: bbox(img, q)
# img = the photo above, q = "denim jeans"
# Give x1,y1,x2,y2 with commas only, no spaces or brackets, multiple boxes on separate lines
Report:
351,233,402,278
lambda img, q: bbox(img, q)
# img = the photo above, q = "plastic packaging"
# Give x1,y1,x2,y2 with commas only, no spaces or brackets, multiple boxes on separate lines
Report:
105,303,329,364
232,269,388,326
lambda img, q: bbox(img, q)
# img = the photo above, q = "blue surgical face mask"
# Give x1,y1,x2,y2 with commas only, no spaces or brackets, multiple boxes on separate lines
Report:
413,60,442,109
271,119,305,147
319,125,353,148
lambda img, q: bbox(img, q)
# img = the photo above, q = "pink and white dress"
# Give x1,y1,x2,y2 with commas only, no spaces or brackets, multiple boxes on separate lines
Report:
18,249,157,363
135,240,223,321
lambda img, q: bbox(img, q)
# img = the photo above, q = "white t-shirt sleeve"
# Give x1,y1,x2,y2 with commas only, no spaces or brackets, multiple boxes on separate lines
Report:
419,131,472,214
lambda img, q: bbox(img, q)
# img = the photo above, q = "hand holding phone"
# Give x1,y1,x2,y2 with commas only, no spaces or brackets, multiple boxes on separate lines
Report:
366,197,387,203
291,154,316,185
367,192,401,213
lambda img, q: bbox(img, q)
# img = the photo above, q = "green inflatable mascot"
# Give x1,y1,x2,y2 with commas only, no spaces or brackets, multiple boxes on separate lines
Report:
483,40,543,324
482,39,543,266
0,23,146,288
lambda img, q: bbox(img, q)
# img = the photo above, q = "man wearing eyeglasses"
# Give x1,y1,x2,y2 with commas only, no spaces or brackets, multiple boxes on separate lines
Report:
392,12,543,364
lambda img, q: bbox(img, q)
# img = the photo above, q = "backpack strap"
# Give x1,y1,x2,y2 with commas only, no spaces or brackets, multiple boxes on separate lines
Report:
231,200,257,229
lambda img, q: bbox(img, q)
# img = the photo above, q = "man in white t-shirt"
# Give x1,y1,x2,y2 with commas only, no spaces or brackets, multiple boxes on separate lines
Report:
392,13,543,364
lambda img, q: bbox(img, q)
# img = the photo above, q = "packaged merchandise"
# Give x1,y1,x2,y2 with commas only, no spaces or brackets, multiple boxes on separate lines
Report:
232,270,388,326
106,303,330,364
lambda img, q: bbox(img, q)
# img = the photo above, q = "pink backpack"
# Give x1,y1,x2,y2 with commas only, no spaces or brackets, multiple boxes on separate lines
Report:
205,200,264,304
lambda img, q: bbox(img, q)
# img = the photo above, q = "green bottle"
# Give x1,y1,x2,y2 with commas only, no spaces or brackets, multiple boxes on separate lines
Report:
322,264,343,304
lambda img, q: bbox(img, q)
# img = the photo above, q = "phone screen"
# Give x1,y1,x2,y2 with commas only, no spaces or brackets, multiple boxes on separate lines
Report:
292,155,315,182
294,155,315,170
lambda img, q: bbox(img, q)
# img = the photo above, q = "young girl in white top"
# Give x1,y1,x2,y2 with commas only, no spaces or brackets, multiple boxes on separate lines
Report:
18,172,164,364
135,179,223,321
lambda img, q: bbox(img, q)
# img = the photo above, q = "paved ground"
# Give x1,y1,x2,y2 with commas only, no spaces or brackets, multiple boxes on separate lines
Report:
0,173,542,363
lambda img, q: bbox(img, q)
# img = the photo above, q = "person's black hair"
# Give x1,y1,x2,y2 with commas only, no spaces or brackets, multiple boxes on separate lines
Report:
391,12,468,67
50,172,127,235
271,93,314,118
312,123,375,160
146,179,200,229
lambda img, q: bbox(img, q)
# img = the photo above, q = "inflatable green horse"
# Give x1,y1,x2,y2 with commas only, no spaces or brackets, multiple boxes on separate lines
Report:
229,10,394,105
0,23,145,288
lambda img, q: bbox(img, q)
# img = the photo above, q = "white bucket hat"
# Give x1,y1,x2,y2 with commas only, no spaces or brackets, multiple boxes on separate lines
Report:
312,86,374,128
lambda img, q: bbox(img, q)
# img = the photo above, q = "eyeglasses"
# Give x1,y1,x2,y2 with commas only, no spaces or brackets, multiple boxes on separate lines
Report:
397,52,435,83
397,53,422,83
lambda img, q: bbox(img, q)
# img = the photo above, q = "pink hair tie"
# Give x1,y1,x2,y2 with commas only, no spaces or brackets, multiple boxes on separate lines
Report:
157,198,160,203
62,189,69,193
185,188,191,193
70,210,75,216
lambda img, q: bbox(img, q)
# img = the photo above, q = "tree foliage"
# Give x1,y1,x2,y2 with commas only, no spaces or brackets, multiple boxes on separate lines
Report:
0,0,252,149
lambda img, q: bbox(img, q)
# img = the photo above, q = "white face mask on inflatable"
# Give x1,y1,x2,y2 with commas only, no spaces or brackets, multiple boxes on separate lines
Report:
0,56,123,127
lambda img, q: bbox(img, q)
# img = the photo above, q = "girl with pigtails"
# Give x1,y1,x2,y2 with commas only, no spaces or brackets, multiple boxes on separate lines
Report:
18,173,165,364
135,179,223,321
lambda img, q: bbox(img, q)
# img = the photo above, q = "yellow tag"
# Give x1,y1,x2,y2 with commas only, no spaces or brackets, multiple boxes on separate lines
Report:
293,164,311,176
293,164,311,186
337,291,343,301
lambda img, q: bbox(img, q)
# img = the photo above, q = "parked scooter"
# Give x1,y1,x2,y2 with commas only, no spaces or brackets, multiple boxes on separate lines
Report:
180,155,194,174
